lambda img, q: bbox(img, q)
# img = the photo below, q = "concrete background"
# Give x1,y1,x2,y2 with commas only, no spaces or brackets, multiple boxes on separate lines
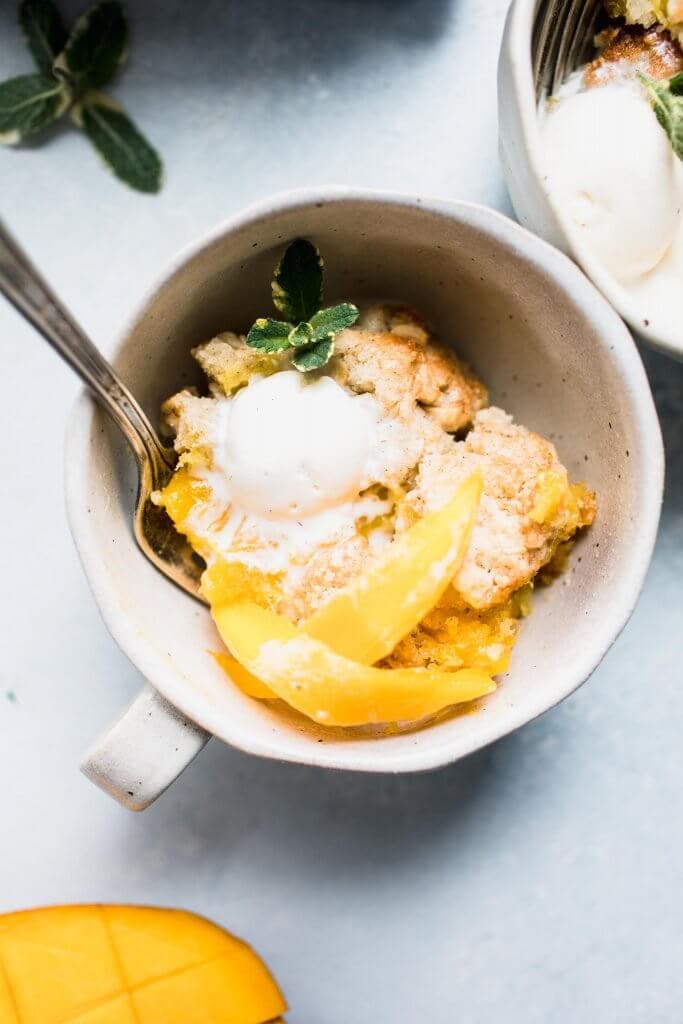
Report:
1,1,682,1020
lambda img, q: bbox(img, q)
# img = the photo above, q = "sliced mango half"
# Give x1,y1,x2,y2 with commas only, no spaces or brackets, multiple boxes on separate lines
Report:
212,601,495,727
0,904,287,1024
302,471,483,665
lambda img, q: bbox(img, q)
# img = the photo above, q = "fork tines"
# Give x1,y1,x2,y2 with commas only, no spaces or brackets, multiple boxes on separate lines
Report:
533,0,604,98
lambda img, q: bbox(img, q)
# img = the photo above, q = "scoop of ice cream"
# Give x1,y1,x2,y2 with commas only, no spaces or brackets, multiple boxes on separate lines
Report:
220,370,375,519
542,82,679,281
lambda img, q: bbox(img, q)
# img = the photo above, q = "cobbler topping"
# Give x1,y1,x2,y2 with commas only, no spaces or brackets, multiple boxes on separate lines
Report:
156,306,595,639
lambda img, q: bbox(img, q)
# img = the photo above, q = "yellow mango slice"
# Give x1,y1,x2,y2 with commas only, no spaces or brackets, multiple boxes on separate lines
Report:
212,601,495,726
212,652,276,700
302,472,482,665
154,467,213,556
0,905,286,1024
202,560,282,610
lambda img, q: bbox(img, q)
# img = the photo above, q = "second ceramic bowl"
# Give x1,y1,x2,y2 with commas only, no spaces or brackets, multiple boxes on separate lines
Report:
499,0,683,361
65,189,663,808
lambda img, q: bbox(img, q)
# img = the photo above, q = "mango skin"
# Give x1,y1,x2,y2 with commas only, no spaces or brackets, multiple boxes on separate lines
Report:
0,905,287,1024
212,601,495,727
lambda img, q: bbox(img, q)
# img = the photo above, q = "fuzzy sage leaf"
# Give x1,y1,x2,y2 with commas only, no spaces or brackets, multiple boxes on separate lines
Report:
19,0,67,76
288,321,315,348
246,240,355,372
292,338,335,372
309,303,359,341
0,73,67,143
56,0,128,92
79,100,162,193
272,238,323,324
1,0,163,192
639,71,683,161
246,318,292,352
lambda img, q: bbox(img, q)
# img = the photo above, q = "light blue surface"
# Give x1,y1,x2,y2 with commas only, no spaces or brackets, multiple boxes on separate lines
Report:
1,2,682,1021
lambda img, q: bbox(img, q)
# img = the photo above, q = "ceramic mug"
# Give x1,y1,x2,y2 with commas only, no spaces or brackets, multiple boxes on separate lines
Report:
65,189,663,809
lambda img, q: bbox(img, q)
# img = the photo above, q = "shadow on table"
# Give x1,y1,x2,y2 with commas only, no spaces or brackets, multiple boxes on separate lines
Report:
111,700,574,888
0,0,455,70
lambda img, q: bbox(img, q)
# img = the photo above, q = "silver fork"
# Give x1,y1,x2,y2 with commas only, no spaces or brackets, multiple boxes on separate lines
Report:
0,219,205,602
533,0,604,98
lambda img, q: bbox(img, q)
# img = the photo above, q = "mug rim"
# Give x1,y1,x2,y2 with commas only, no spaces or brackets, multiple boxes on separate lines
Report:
64,186,664,772
500,0,683,361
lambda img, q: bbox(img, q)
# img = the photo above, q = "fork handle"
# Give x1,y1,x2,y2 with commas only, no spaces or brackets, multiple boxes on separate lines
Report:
0,218,173,477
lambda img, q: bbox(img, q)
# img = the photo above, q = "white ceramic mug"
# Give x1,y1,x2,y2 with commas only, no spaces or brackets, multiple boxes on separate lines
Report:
66,189,663,809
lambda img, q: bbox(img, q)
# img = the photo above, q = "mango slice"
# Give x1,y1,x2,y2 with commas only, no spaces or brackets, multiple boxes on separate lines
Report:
155,467,213,557
302,472,482,665
212,601,495,726
0,905,287,1024
212,652,275,700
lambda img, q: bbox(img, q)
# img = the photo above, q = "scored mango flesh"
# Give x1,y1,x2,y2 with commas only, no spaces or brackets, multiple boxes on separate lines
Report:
0,905,286,1024
212,601,495,727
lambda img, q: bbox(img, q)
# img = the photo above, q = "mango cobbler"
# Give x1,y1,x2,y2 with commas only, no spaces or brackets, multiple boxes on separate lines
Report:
154,241,595,729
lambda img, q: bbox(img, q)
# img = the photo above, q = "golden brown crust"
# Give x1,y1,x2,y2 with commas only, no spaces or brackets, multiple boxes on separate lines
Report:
402,408,596,610
193,332,288,396
585,25,683,86
330,310,488,433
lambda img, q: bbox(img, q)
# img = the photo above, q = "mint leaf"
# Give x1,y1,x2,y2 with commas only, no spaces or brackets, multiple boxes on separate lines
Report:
288,321,314,348
79,101,161,192
246,317,292,352
19,0,67,76
639,72,683,161
309,302,359,342
58,0,128,92
0,73,67,144
291,337,335,372
669,72,683,97
272,239,323,324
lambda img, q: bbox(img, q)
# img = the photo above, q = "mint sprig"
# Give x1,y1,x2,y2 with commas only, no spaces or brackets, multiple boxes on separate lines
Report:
639,71,683,162
272,238,324,323
19,0,67,75
0,0,162,193
0,73,68,143
54,0,127,91
77,99,161,193
246,239,359,373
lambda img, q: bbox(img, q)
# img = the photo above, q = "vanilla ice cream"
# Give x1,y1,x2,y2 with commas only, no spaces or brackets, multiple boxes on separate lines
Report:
219,371,376,520
542,79,680,282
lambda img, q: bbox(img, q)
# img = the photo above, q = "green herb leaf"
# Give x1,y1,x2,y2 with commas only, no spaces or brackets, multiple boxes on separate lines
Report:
0,73,67,144
19,0,68,76
669,71,683,97
309,302,359,342
291,337,335,372
246,317,292,352
272,239,323,324
57,0,128,92
639,72,683,161
288,321,314,348
79,100,161,192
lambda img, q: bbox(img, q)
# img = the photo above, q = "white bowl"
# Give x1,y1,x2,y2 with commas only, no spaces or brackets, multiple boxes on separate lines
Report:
65,188,663,808
499,0,683,361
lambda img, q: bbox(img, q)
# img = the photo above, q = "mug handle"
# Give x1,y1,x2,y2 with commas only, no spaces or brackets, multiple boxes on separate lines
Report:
80,685,210,810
